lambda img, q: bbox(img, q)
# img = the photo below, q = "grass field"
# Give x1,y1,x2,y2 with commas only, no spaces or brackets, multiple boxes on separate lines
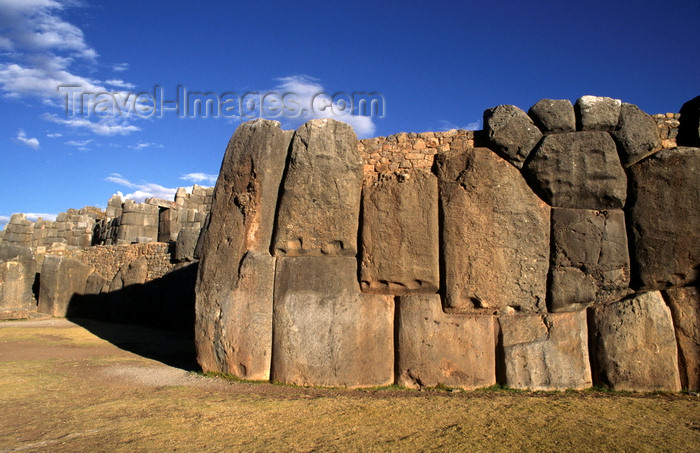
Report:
0,319,698,452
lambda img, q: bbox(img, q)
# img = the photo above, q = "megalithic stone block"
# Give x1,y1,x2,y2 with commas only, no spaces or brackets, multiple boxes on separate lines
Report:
435,147,550,314
483,104,543,169
360,171,439,294
196,252,276,380
612,103,661,167
272,256,394,388
0,260,36,319
273,119,363,256
498,311,592,390
663,286,700,391
38,255,92,317
522,131,627,210
589,291,681,392
548,208,631,311
574,95,621,131
396,294,496,390
626,146,700,289
195,119,292,375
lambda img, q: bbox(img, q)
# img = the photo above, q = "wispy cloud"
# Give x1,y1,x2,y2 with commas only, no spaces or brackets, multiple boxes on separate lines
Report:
112,62,129,72
181,172,217,185
105,78,135,89
439,119,482,131
128,142,161,151
46,132,62,137
43,113,140,135
0,1,139,136
106,173,177,202
16,129,40,148
65,138,93,147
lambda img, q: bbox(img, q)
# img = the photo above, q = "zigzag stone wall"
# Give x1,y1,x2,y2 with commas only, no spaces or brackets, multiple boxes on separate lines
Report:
195,95,699,392
0,94,698,393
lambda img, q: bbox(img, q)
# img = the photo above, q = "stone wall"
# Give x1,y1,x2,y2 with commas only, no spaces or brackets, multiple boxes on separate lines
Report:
195,95,699,392
1,94,698,393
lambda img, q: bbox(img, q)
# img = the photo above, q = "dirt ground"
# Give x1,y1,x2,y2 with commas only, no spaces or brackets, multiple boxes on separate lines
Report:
0,319,698,452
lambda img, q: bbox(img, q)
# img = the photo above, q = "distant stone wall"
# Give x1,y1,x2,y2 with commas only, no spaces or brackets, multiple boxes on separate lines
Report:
73,242,174,282
359,130,474,175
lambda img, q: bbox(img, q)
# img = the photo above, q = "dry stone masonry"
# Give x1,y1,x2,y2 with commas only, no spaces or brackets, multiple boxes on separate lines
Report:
1,94,698,393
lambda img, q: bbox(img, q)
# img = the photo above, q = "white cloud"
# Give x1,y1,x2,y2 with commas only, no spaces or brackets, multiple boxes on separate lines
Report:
0,215,9,230
65,138,92,147
16,129,40,148
105,79,135,89
105,173,178,202
258,75,380,138
0,1,139,136
128,142,161,151
181,173,217,185
439,119,482,131
43,113,140,135
112,62,129,72
46,132,62,137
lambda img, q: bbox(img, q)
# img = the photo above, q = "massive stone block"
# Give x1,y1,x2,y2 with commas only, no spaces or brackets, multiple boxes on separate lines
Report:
0,260,36,319
528,99,576,134
664,286,699,390
589,291,681,392
626,147,700,289
196,119,292,374
523,131,627,209
483,104,543,168
38,255,93,317
548,208,630,311
200,252,275,380
435,147,550,314
360,171,439,294
273,119,362,256
498,312,591,390
397,295,496,389
574,96,621,131
677,95,700,147
612,103,661,166
272,256,394,388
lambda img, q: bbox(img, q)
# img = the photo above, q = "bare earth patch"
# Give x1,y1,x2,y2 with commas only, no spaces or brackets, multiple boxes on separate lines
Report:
0,319,698,452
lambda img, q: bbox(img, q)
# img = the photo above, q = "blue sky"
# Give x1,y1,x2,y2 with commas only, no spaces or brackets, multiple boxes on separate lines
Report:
1,0,699,229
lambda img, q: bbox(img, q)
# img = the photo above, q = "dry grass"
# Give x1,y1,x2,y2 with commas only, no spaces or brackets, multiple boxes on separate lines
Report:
0,319,698,452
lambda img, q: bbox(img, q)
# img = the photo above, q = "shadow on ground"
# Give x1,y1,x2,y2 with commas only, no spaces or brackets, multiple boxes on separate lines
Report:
66,262,200,371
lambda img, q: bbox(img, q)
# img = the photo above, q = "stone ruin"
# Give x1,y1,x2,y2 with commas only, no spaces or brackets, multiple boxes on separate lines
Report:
0,94,698,393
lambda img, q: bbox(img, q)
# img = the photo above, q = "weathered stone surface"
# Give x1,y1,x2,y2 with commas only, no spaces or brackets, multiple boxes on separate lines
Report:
199,252,275,380
523,131,627,209
273,119,362,256
196,119,292,374
589,291,681,392
498,311,592,390
483,104,543,168
626,147,700,289
84,272,108,296
272,256,394,388
549,208,630,311
435,147,550,314
612,103,661,166
574,96,621,131
38,255,93,317
528,99,575,134
397,295,495,389
664,286,699,390
360,171,439,294
0,260,36,319
174,226,200,262
677,95,700,147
